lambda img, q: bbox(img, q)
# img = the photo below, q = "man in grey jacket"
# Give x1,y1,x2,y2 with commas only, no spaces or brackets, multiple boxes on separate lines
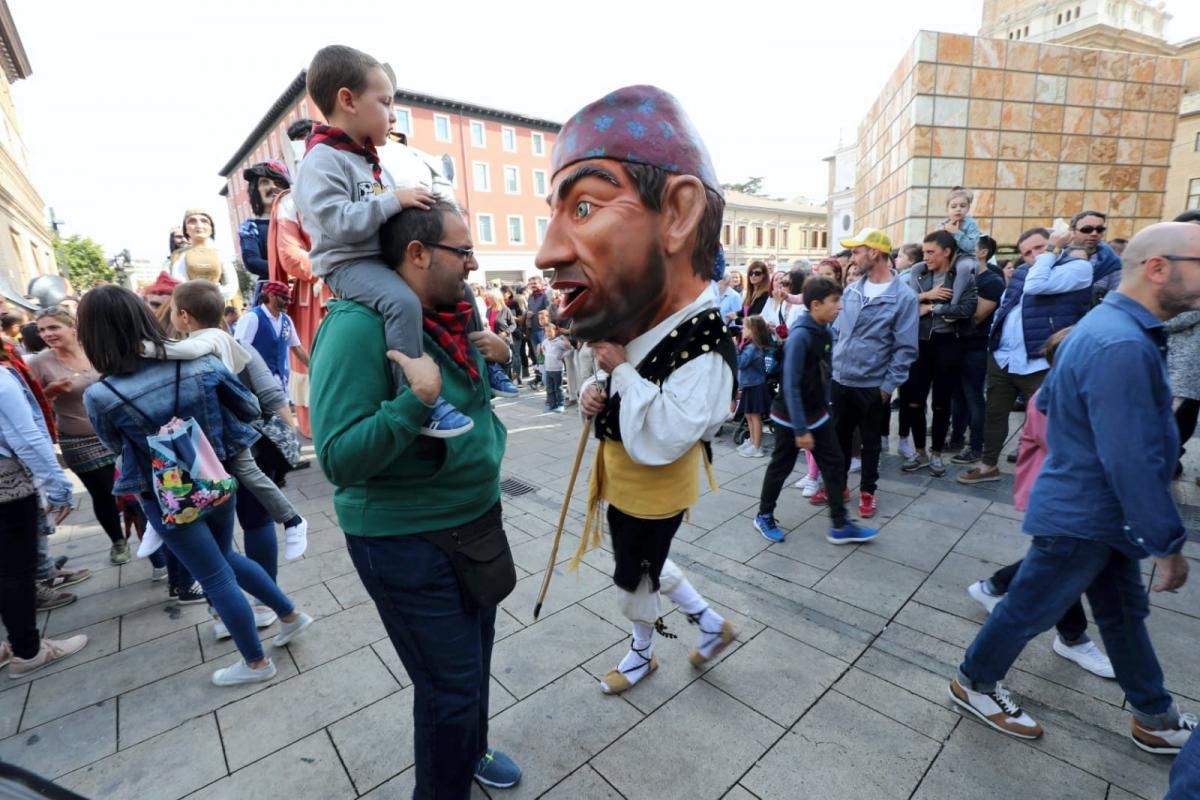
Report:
828,229,919,519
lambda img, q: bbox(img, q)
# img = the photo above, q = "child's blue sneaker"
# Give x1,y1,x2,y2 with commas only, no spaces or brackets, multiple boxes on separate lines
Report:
826,522,878,545
554,406,566,414
486,362,520,398
753,513,785,543
474,748,522,788
422,396,475,439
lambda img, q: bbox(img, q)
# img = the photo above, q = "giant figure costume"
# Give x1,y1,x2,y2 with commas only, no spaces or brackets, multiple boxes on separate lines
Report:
539,86,738,694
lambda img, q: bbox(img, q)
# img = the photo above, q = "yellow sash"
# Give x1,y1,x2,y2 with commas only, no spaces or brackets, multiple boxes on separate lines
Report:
570,438,718,571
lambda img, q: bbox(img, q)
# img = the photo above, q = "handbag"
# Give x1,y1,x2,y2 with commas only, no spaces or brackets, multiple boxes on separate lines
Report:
420,503,516,609
102,363,238,528
253,414,301,468
0,456,37,503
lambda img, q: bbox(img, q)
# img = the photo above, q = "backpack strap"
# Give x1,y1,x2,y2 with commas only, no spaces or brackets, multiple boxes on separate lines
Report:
100,378,157,427
174,361,181,418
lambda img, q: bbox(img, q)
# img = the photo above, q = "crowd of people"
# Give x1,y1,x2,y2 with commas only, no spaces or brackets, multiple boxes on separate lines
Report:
3,41,1200,799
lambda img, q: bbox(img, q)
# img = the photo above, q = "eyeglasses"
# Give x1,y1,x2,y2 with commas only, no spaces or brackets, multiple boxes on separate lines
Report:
420,241,475,261
1075,225,1107,234
1143,255,1200,265
749,271,765,277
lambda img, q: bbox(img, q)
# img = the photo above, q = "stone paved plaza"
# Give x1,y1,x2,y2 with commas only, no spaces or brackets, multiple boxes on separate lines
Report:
2,392,1198,800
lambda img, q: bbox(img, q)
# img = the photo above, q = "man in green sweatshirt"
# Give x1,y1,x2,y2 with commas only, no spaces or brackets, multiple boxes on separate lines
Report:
309,199,522,796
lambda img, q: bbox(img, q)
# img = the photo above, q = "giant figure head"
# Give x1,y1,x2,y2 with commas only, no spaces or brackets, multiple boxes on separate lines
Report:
535,86,724,344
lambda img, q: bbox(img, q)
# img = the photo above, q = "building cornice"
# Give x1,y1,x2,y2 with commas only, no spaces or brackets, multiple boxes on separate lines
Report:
0,1,32,83
219,71,307,177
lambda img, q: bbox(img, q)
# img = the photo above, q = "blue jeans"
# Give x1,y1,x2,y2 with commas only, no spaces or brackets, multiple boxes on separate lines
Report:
959,535,1178,728
544,370,563,409
236,484,278,583
950,345,988,451
345,511,499,800
1168,727,1200,798
140,498,294,663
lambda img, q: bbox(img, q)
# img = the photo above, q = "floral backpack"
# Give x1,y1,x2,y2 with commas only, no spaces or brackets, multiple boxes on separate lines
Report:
102,363,238,528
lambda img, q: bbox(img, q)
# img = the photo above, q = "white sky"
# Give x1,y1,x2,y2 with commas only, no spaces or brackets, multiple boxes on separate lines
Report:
9,0,1200,263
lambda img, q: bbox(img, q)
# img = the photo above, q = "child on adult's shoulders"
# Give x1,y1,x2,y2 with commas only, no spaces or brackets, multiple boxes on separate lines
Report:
937,186,980,255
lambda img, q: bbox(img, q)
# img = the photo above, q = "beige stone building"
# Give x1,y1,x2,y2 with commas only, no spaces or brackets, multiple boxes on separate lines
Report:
848,0,1198,249
0,1,54,310
721,190,828,267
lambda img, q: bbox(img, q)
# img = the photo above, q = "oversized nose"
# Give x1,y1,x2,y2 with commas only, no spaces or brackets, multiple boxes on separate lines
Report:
535,212,575,275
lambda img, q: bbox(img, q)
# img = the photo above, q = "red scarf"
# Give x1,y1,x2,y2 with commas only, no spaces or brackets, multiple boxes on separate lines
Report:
305,124,382,185
422,302,479,380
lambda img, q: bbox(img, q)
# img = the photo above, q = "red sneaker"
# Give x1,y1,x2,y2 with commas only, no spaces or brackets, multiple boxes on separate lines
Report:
859,491,877,518
809,487,851,506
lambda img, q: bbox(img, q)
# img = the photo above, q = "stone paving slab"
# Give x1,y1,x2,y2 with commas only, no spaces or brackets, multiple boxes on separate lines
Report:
3,396,1195,798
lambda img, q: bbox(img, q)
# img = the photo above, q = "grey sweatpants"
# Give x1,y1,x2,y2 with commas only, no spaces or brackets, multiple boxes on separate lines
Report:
325,259,483,391
228,448,296,525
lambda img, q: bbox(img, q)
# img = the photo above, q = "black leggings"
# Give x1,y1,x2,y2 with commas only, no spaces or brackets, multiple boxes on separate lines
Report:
75,466,124,544
0,494,41,658
1176,398,1200,463
900,333,963,453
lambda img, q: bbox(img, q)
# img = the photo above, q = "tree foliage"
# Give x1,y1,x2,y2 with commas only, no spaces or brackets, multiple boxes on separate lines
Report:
53,234,112,292
721,176,766,196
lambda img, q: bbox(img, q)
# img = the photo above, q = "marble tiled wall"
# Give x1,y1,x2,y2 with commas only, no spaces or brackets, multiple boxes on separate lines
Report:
854,31,1186,247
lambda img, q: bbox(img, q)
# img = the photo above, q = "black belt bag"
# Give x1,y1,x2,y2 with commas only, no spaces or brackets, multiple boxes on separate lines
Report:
420,502,516,609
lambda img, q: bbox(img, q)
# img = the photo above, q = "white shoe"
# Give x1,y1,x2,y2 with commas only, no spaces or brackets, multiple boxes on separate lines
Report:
151,566,168,582
1132,712,1198,754
213,606,280,640
1052,637,1115,679
949,678,1042,739
284,517,308,561
273,612,314,647
212,657,277,687
849,457,862,474
137,525,163,558
967,580,1003,614
748,447,766,459
737,445,762,458
735,440,752,454
793,475,822,496
898,437,917,461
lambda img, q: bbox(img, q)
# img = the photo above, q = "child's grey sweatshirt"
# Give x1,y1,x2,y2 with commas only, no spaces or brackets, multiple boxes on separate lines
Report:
292,145,401,278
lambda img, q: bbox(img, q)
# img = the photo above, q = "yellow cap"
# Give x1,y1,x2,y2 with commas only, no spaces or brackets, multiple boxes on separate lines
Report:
840,228,893,254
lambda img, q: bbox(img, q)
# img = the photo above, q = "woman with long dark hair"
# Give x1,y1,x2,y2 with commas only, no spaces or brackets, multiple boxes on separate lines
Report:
741,261,771,323
28,307,130,564
0,345,88,677
80,285,312,686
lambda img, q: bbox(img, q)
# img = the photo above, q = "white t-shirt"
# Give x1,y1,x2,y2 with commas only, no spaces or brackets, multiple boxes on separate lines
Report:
863,278,894,300
234,307,301,348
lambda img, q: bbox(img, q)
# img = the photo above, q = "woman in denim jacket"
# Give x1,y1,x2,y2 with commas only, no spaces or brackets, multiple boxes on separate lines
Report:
79,286,313,687
0,349,89,677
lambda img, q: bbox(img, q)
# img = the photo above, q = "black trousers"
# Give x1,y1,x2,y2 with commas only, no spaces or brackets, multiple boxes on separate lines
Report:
0,494,41,659
900,333,963,454
607,505,683,592
833,382,883,494
75,465,124,545
991,560,1088,643
759,422,847,527
1176,398,1200,464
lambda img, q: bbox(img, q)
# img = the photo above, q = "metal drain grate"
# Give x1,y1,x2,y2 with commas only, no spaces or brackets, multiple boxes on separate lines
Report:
500,477,538,497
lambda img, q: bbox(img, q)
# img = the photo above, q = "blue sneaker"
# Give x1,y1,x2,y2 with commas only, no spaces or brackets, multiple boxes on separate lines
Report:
422,396,475,439
753,513,785,543
826,522,878,545
486,362,520,398
474,749,522,788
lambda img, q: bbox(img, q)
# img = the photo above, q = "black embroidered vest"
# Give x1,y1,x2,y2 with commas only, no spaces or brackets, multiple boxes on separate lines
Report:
595,308,737,443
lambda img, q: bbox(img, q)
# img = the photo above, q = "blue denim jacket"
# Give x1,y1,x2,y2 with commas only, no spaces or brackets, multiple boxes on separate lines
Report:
1025,292,1184,558
0,366,74,506
84,356,261,496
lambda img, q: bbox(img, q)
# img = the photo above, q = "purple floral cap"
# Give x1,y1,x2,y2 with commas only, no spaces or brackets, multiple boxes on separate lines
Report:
551,85,721,195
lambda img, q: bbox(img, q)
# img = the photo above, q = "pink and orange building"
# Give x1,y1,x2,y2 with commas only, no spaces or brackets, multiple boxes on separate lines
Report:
219,73,561,284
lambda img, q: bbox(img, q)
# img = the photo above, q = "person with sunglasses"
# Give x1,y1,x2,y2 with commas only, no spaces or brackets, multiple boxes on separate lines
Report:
741,261,771,325
1071,210,1123,298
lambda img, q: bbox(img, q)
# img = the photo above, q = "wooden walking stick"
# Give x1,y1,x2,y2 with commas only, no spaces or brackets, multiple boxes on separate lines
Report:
533,416,594,620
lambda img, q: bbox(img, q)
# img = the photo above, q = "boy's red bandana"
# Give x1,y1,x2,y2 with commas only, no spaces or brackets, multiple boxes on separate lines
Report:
422,302,480,380
305,124,382,185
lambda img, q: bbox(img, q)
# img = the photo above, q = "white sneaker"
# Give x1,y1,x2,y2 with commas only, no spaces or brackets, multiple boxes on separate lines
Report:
284,517,308,561
1132,712,1198,754
748,447,766,459
849,457,862,474
212,606,280,641
898,437,917,461
273,612,314,647
212,657,277,687
737,445,762,458
949,678,1043,739
793,475,822,496
1052,637,1115,679
967,580,1003,614
151,566,168,582
137,525,163,558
